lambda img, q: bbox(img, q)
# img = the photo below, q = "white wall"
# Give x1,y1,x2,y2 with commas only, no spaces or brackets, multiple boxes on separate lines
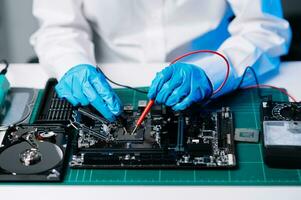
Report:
0,0,38,63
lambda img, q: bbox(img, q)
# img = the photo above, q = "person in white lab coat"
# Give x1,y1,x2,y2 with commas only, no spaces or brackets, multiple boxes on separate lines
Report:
31,0,291,121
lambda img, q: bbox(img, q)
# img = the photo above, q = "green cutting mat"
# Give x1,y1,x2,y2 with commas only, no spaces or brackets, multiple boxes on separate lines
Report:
41,88,301,185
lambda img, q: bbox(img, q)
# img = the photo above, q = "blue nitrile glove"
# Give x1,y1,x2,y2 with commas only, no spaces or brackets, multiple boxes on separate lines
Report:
55,64,122,122
148,62,213,111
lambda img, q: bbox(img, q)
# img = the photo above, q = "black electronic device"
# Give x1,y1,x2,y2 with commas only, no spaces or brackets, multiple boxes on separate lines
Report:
262,100,301,168
70,103,236,169
0,124,70,181
0,79,73,182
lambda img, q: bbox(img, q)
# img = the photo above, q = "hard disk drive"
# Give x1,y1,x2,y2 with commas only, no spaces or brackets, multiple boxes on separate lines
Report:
0,124,70,181
0,80,72,181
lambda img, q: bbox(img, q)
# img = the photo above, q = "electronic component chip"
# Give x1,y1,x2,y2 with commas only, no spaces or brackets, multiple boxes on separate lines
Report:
234,128,259,143
138,100,147,107
123,105,134,111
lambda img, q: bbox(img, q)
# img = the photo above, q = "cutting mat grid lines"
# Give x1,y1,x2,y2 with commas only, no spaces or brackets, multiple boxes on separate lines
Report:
51,88,300,185
0,88,285,185
1,88,300,185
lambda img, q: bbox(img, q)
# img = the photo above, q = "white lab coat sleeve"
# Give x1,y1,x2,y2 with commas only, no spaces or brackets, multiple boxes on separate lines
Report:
30,0,96,80
190,0,291,97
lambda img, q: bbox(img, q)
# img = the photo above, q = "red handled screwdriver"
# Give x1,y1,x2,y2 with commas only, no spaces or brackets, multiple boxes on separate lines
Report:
131,99,155,134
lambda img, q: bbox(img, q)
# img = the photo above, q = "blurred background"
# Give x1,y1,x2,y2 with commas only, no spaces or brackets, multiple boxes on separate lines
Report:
0,0,300,63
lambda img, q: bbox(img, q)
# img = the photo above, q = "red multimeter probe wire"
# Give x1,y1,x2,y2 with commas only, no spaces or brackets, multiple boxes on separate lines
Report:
131,50,231,134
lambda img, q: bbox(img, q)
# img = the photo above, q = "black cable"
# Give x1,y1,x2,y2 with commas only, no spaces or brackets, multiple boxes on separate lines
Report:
0,59,9,75
237,66,263,99
96,66,148,94
95,64,264,100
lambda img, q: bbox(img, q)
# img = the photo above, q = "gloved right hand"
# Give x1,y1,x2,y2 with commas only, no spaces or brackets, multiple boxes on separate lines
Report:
55,64,122,122
147,62,213,111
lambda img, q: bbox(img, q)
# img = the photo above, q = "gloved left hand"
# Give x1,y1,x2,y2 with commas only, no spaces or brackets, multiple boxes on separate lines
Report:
148,62,213,111
55,64,122,122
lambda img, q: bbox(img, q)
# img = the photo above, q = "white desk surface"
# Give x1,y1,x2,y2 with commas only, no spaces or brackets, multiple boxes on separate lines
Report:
2,62,301,200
